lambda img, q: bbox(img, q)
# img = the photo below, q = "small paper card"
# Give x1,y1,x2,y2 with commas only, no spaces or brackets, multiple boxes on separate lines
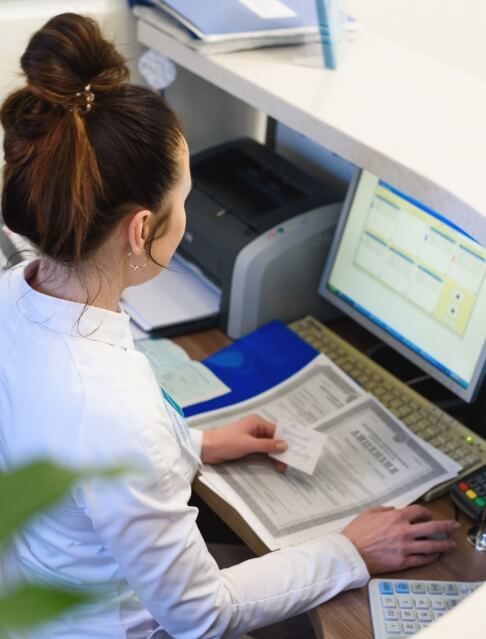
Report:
269,421,328,475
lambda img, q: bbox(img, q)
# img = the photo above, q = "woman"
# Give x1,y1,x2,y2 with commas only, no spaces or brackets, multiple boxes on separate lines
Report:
0,13,458,639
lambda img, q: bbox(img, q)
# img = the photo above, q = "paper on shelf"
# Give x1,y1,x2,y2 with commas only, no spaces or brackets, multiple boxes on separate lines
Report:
122,253,221,332
269,421,328,475
190,355,461,550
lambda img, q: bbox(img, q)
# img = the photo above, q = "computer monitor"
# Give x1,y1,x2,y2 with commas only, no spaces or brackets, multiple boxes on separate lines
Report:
319,169,486,403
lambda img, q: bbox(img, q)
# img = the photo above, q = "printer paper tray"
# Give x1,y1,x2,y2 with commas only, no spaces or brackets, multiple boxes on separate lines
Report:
122,253,221,335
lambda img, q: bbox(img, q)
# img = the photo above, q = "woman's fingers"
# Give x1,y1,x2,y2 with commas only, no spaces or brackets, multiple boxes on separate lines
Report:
242,414,276,438
408,538,456,555
408,519,460,540
399,504,434,524
248,435,287,454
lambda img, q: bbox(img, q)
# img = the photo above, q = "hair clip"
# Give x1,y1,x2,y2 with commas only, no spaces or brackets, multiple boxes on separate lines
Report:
75,84,95,112
69,84,95,113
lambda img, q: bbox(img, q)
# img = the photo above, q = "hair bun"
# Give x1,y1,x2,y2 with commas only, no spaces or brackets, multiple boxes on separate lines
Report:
21,12,128,108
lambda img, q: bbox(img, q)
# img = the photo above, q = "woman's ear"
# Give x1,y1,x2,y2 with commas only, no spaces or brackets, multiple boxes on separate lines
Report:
126,209,152,256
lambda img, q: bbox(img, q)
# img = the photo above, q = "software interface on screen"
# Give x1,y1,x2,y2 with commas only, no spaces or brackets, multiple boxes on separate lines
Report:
322,170,486,399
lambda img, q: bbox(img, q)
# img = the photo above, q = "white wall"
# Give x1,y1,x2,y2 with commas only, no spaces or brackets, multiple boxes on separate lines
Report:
165,65,266,153
0,0,142,122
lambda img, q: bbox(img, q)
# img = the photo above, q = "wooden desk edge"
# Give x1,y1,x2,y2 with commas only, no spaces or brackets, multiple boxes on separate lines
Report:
195,479,486,639
194,476,269,557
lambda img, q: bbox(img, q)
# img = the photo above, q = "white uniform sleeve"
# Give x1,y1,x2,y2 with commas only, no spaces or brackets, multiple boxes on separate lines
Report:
78,419,369,639
189,427,203,457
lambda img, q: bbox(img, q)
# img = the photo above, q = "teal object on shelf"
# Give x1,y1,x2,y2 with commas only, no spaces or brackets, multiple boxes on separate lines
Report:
315,0,342,70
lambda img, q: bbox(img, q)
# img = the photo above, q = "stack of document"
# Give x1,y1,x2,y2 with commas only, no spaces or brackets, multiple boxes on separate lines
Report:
122,253,221,335
133,0,320,55
189,355,461,550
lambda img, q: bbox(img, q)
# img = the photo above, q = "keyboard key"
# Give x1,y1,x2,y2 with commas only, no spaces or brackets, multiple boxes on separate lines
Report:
411,583,427,594
427,583,443,594
379,582,394,595
414,597,430,609
431,598,446,610
417,610,433,622
395,583,410,594
448,598,460,609
385,621,402,634
399,610,415,621
445,584,459,595
384,609,399,621
402,621,419,634
382,596,397,608
398,597,413,609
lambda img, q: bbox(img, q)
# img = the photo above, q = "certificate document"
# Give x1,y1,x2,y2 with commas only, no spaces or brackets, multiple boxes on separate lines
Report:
189,356,461,549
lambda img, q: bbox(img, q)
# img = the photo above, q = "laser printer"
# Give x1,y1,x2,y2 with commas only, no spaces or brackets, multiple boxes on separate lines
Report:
178,138,343,339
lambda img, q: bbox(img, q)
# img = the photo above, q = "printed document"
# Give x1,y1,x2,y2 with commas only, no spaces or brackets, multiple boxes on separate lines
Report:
188,355,461,549
136,338,230,408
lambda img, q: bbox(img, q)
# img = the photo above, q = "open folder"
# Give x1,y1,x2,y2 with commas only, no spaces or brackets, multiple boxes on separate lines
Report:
122,253,221,336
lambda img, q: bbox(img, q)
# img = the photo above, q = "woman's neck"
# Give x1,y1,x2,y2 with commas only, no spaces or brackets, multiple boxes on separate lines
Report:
29,255,125,312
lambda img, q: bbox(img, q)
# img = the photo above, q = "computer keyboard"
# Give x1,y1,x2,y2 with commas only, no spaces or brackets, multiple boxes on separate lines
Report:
368,578,484,638
290,316,486,501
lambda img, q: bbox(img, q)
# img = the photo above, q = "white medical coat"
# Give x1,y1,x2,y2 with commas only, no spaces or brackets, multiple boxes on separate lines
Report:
0,262,369,638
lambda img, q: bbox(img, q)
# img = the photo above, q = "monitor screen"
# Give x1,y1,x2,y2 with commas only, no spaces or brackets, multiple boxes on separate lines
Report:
319,169,486,402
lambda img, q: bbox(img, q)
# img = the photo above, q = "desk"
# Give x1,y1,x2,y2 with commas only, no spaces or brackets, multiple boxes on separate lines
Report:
174,327,486,639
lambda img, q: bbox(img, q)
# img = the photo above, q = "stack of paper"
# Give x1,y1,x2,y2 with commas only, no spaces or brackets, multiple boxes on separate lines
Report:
122,253,221,334
189,355,461,550
133,0,320,55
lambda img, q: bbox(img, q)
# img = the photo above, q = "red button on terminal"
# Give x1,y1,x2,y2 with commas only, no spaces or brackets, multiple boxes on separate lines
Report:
458,482,469,492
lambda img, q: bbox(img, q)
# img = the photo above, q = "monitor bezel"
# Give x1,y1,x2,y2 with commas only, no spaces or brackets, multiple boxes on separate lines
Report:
319,168,486,403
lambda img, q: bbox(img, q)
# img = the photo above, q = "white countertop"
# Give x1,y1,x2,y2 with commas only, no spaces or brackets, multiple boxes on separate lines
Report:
136,2,486,244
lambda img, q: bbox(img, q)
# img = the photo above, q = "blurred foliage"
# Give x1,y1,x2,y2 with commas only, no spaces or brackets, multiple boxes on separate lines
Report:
0,460,123,633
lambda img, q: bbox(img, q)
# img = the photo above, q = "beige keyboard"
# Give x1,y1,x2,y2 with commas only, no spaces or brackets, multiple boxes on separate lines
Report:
290,316,486,502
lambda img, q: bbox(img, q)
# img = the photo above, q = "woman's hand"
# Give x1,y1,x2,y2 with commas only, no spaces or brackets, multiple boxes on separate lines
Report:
342,505,459,574
201,414,287,468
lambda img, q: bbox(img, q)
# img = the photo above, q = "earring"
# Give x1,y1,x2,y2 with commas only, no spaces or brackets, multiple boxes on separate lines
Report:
128,251,148,271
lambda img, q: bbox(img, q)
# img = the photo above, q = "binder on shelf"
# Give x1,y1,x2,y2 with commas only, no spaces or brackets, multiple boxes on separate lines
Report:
133,1,319,55
184,320,318,417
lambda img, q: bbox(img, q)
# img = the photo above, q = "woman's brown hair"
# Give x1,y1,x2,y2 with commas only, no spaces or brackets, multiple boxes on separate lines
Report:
1,12,184,264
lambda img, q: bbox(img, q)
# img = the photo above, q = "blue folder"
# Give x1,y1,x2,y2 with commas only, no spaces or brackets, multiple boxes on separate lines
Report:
184,320,318,417
134,1,318,40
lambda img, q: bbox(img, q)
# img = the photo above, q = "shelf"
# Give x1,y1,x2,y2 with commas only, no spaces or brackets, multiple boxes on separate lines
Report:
136,14,486,245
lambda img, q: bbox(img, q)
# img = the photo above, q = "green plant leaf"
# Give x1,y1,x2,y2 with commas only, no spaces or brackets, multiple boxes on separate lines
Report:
0,583,94,629
0,460,125,544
